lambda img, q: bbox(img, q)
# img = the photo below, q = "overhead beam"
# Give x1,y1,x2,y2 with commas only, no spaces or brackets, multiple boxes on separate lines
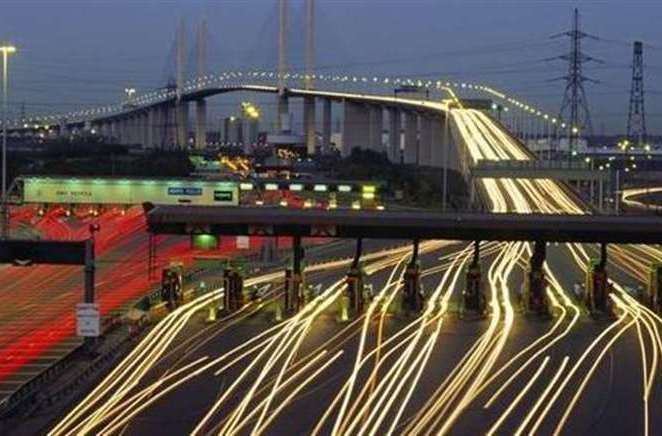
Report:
145,206,662,244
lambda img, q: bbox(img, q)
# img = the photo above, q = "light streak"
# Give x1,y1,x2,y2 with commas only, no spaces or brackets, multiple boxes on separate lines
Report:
486,356,551,436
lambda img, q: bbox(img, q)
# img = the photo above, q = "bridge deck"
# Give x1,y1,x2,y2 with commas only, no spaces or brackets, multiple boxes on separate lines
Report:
145,206,662,244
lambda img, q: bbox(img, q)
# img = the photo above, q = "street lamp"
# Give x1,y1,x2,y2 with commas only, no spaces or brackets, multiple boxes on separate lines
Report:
1,44,17,239
124,87,136,105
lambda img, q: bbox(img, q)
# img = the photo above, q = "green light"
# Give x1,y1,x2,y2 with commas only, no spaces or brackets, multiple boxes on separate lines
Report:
192,234,218,250
289,183,303,191
338,185,352,193
314,184,328,192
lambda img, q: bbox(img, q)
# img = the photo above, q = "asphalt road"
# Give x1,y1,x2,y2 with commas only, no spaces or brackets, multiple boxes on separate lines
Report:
33,239,662,436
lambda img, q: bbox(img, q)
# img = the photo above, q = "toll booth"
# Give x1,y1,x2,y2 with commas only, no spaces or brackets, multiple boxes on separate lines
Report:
284,236,305,315
346,266,365,315
160,263,183,310
647,263,662,312
525,241,547,315
526,267,547,315
403,262,423,312
464,264,485,314
463,241,485,315
223,268,244,313
586,258,609,312
284,269,304,314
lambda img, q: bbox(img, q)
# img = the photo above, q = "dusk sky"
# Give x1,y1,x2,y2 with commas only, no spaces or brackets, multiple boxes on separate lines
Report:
2,0,661,135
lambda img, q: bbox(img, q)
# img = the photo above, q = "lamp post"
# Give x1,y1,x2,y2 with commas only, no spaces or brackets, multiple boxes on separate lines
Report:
1,44,16,240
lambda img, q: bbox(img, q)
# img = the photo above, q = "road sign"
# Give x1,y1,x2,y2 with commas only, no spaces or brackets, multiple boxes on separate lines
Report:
0,240,86,265
76,303,100,337
236,236,250,249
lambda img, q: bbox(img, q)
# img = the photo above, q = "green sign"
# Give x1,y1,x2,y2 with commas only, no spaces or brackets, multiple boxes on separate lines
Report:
22,177,239,206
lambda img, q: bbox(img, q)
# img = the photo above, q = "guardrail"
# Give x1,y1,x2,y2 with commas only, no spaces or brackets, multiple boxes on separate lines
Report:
473,159,591,170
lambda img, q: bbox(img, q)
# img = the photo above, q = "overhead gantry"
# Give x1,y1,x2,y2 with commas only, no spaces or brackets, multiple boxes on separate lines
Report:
145,205,662,318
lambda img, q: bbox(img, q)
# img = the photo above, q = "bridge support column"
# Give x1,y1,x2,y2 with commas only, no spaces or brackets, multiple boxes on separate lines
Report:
176,101,189,148
277,94,290,132
96,123,107,140
103,123,112,141
403,111,417,164
59,120,69,140
304,96,316,155
403,240,423,312
526,240,548,315
145,110,154,149
151,107,162,149
285,236,305,315
120,118,128,145
109,121,117,143
342,101,369,157
430,115,444,167
321,98,332,153
368,105,383,153
419,115,433,166
195,99,207,149
119,119,127,144
130,115,137,146
129,116,138,145
137,115,145,145
388,108,401,163
141,112,150,148
123,117,131,145
165,104,177,149
134,115,142,145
